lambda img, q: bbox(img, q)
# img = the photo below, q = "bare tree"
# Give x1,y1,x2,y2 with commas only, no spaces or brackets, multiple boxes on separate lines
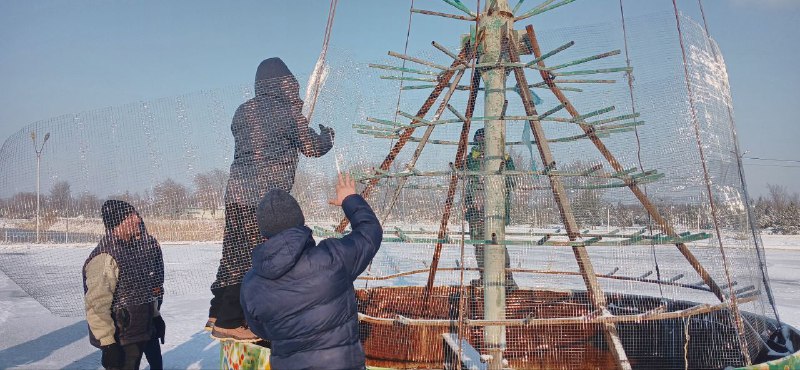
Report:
193,169,228,216
153,178,189,218
75,192,102,218
9,192,37,218
48,181,72,217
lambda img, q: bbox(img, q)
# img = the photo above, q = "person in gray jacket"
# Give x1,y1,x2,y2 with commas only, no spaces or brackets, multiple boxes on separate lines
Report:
209,57,334,342
83,200,165,369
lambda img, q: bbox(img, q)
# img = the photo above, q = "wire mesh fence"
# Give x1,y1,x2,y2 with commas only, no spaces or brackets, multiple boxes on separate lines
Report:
0,5,786,369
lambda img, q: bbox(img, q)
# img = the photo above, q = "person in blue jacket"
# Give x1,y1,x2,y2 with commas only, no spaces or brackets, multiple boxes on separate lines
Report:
241,173,382,369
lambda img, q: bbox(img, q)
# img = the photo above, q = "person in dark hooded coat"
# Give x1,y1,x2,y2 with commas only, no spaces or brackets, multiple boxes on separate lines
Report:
464,128,517,289
241,173,382,369
210,57,335,342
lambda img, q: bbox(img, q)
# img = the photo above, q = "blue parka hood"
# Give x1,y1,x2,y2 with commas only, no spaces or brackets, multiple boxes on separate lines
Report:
251,226,314,280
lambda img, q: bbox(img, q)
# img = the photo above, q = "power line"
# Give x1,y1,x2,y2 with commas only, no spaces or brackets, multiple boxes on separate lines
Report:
742,162,800,169
743,156,800,164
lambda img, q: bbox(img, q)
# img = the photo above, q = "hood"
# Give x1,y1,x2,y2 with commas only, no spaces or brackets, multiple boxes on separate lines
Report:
254,57,300,100
255,78,301,103
251,226,314,280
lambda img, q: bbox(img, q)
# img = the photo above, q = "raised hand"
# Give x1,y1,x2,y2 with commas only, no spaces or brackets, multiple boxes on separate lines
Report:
328,172,356,206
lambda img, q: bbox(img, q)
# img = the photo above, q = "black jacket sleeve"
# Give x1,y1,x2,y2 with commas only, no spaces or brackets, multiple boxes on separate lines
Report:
292,108,333,158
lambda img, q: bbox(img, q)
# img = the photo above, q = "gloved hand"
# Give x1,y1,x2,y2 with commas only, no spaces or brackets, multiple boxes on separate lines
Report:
319,124,335,142
154,316,166,344
101,343,125,369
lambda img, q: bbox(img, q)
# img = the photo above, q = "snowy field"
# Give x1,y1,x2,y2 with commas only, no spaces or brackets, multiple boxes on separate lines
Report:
0,235,797,369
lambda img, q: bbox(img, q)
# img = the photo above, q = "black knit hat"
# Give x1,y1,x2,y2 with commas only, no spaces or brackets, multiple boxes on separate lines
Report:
256,189,305,238
255,57,294,82
474,128,485,141
101,200,137,230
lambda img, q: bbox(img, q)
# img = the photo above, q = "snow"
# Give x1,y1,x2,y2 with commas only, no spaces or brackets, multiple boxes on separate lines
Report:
761,234,800,251
0,235,798,369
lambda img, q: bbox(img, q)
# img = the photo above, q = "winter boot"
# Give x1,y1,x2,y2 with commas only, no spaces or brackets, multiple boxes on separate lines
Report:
204,317,217,332
211,325,260,343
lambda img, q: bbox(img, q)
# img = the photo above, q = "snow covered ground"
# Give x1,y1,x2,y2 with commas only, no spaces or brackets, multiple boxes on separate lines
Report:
0,235,797,369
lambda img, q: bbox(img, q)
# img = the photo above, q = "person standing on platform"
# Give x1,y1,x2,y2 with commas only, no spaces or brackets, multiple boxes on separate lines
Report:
209,57,334,342
464,128,518,289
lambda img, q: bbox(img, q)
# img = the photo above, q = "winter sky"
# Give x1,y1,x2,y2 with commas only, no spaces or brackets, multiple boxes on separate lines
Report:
0,0,797,197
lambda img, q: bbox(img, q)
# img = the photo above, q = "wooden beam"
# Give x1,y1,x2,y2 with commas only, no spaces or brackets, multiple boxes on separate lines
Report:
507,31,631,370
334,43,471,233
524,24,727,303
425,56,482,300
357,295,756,326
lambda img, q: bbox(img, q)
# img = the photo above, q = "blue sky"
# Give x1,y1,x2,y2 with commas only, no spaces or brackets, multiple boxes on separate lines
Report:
0,0,797,197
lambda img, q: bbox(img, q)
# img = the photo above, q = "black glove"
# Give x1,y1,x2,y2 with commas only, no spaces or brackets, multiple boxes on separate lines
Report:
319,124,335,142
154,316,166,344
101,343,124,369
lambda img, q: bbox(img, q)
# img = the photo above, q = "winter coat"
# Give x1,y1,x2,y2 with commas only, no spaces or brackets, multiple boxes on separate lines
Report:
140,227,164,300
241,195,382,369
225,67,334,207
464,145,516,224
83,233,161,347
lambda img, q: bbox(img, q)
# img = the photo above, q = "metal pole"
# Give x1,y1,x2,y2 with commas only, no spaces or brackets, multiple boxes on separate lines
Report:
36,153,40,243
31,131,49,244
480,2,512,368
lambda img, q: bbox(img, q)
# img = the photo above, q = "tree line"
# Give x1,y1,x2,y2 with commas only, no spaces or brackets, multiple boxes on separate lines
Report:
0,165,797,235
0,169,229,219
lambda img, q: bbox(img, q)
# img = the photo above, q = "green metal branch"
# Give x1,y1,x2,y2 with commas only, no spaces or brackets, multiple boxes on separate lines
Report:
432,41,461,61
525,41,575,67
380,75,438,83
441,0,476,17
369,63,439,76
388,51,451,70
551,66,632,77
516,0,576,21
410,8,476,21
512,0,527,14
544,50,622,71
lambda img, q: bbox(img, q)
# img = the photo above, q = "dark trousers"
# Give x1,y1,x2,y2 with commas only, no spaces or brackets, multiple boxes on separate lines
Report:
107,342,145,370
143,338,161,370
143,298,163,369
467,215,513,281
212,283,245,329
210,203,261,329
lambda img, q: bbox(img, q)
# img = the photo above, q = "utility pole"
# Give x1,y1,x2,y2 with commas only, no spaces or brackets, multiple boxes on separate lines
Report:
479,1,513,368
31,131,50,244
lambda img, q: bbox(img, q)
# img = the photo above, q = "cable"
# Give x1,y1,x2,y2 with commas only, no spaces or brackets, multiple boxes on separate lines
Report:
368,0,416,291
742,163,800,169
619,0,664,299
744,156,800,163
381,0,416,213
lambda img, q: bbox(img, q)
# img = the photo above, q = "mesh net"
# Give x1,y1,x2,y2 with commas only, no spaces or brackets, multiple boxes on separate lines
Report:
0,6,785,369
